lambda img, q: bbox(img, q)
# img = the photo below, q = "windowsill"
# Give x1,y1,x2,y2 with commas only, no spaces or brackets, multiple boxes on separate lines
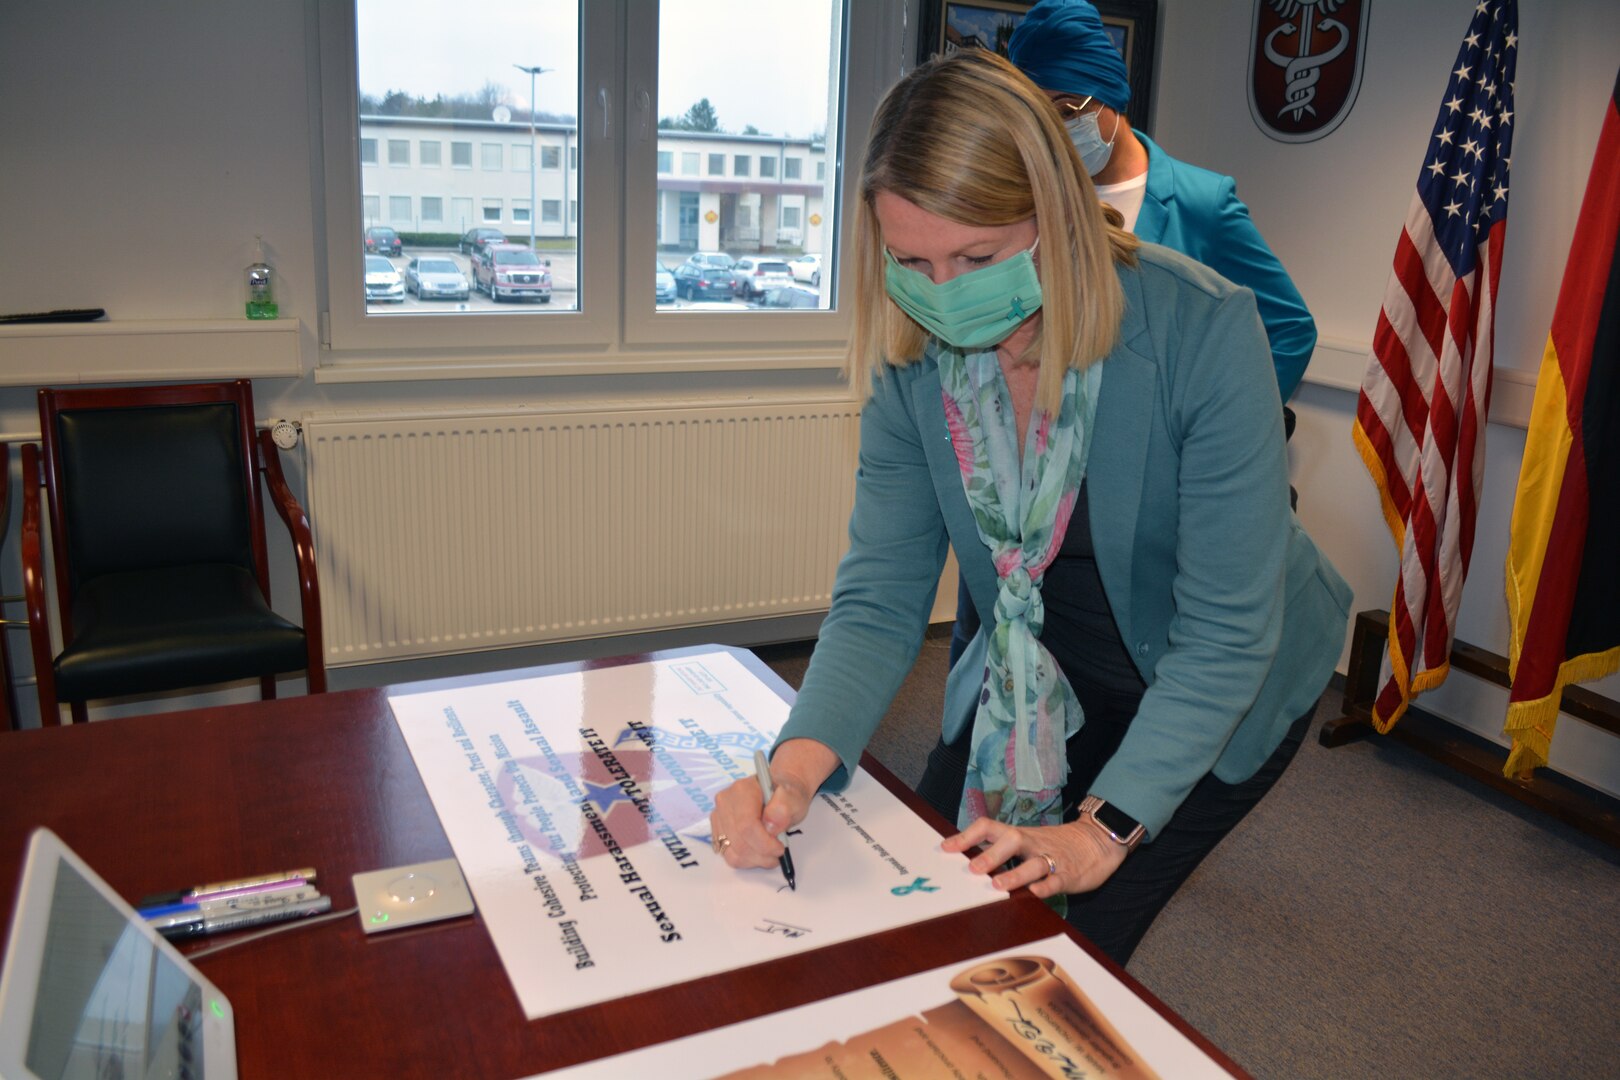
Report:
0,318,304,386
313,345,848,383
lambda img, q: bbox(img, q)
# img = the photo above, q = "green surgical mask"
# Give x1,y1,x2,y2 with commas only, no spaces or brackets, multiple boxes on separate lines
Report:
883,238,1042,351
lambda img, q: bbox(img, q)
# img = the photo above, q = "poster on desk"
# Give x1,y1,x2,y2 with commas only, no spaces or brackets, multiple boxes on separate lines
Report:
540,933,1233,1079
387,649,1004,1020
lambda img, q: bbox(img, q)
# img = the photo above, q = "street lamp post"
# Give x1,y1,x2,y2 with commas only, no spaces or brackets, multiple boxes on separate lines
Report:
513,64,553,252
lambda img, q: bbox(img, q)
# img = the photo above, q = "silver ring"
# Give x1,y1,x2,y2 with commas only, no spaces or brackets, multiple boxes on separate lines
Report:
1042,853,1058,878
712,833,731,854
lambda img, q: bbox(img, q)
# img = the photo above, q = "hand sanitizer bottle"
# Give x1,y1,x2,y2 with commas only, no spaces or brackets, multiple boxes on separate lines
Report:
245,236,279,319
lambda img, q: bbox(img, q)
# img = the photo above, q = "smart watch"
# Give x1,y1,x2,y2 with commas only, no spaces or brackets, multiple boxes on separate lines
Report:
1079,795,1144,852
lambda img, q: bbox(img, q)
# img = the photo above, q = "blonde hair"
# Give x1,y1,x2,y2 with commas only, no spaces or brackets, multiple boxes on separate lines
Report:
848,49,1139,413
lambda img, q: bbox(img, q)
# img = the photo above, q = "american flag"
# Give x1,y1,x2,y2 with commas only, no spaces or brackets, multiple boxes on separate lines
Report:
1352,0,1517,731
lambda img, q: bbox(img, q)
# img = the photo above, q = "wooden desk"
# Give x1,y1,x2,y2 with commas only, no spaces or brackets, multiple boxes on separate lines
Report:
0,648,1243,1078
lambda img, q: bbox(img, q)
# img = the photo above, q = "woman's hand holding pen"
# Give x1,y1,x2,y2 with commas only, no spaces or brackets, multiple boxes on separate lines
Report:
710,738,836,870
942,816,1128,899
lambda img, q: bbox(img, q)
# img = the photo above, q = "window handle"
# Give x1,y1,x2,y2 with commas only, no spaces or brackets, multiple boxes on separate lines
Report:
636,87,651,140
599,86,612,139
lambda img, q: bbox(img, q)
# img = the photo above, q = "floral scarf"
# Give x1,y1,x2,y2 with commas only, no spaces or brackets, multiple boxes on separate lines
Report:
937,345,1101,832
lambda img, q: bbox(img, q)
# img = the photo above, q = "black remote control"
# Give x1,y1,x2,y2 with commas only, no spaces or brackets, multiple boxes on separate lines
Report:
0,308,107,324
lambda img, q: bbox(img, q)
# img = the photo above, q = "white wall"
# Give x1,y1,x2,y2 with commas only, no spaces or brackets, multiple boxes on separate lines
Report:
1152,0,1620,794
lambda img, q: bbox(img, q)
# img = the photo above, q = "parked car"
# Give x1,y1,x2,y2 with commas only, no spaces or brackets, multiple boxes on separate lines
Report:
404,256,470,301
673,252,737,300
459,227,507,255
472,243,552,302
730,257,794,300
655,260,677,304
363,254,404,302
363,226,402,256
755,284,821,309
787,253,822,287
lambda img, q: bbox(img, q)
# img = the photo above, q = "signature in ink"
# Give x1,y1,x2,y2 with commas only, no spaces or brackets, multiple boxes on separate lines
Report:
755,918,812,939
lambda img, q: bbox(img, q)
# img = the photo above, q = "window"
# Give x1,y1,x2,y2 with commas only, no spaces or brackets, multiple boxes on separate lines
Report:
388,138,409,165
783,157,802,180
321,0,877,356
359,138,378,164
816,161,825,181
362,194,380,223
782,205,801,229
390,195,412,222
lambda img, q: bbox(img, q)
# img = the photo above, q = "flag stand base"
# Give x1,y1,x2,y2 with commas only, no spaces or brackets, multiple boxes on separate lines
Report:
1321,610,1620,851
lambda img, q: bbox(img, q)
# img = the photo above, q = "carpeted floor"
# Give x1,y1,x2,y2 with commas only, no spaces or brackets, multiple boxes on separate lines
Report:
751,633,1620,1080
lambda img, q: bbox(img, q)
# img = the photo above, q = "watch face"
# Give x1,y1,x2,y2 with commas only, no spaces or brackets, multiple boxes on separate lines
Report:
1093,800,1140,838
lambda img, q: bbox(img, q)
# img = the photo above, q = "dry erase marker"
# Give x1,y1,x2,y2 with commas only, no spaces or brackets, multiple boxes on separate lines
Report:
156,895,333,942
753,749,797,891
142,884,321,922
189,868,318,898
141,869,318,907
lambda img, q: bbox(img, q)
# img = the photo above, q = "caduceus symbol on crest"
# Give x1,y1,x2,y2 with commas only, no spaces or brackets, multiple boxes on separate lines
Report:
1264,0,1350,121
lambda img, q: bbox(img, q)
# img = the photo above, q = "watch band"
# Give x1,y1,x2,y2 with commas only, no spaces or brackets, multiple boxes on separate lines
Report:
1079,795,1144,852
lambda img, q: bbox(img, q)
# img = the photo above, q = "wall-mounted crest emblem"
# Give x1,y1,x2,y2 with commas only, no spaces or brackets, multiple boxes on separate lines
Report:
1249,0,1370,143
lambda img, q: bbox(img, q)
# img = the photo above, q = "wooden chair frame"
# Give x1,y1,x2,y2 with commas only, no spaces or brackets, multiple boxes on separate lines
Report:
21,380,325,725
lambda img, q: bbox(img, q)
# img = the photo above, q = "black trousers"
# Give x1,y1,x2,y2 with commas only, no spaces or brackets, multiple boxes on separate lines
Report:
916,703,1316,967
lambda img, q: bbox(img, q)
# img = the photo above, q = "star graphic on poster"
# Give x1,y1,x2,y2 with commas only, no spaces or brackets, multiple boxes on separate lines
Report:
579,780,639,812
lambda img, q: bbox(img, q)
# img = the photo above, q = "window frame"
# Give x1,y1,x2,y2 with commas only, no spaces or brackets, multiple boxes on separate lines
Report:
318,0,887,365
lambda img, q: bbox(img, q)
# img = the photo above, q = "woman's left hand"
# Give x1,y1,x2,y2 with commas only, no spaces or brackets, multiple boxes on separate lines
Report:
941,816,1128,899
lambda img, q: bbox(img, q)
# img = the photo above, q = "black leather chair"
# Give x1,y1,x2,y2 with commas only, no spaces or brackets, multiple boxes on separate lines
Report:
0,444,17,731
21,380,325,725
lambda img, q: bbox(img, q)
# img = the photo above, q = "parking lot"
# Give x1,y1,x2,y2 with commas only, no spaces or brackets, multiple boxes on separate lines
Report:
364,248,818,312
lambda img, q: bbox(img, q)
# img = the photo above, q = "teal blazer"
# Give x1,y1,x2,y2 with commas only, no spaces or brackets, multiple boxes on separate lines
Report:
778,245,1352,840
1134,133,1317,402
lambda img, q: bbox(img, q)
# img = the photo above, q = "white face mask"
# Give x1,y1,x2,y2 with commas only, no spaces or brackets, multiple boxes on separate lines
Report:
1063,96,1120,177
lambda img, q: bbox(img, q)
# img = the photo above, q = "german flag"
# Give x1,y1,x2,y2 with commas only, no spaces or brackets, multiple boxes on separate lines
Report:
1503,69,1620,777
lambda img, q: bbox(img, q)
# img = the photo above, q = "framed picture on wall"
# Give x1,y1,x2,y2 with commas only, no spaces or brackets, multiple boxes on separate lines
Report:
915,0,1158,135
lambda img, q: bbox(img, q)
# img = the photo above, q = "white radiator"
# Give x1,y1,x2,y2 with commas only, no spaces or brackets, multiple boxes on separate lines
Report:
301,399,861,666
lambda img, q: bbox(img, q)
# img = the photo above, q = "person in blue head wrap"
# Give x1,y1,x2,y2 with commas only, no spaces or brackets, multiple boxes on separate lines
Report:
1006,0,1316,401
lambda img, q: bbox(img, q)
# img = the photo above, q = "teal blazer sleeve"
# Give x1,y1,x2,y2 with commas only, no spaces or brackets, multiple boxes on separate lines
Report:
1133,133,1317,402
776,370,952,791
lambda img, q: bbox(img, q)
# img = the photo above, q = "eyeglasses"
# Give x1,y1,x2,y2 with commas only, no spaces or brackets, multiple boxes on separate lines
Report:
1050,94,1099,122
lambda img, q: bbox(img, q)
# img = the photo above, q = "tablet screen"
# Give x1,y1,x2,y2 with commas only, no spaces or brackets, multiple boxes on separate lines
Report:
0,830,233,1080
28,859,212,1080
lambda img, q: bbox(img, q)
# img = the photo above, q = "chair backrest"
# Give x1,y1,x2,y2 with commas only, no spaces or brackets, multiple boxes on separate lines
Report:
37,381,271,638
